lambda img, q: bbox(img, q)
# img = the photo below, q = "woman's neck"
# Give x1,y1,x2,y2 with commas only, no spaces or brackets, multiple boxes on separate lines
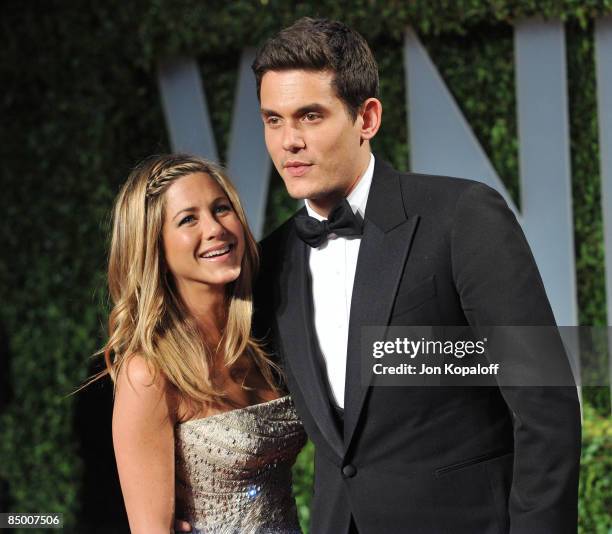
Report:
176,282,227,345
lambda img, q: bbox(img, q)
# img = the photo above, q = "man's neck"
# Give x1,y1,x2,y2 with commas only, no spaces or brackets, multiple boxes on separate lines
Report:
307,194,344,219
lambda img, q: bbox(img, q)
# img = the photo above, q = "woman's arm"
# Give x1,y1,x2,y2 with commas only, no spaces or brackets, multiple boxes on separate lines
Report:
112,355,177,534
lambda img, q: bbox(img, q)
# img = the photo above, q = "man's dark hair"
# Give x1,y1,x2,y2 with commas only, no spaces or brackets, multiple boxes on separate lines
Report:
252,17,379,120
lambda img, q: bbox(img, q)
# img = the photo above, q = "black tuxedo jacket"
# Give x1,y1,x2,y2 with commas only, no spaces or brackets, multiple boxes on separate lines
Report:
254,158,581,534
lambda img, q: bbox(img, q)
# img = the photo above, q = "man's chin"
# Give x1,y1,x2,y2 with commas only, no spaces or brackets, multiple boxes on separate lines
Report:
284,186,313,201
281,175,319,200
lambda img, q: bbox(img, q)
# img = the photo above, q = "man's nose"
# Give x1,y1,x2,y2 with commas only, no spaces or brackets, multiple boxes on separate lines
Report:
281,125,305,152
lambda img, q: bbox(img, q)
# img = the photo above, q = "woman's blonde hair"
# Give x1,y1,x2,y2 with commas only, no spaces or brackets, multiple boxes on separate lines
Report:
97,153,277,406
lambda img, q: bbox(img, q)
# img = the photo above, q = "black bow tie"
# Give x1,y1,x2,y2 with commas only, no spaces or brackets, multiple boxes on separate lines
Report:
294,199,364,248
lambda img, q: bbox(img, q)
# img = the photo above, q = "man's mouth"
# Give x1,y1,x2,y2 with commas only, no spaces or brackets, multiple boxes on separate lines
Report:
199,243,233,259
284,161,313,177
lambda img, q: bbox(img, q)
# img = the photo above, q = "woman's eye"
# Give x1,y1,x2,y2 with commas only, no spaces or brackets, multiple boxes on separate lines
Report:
214,204,232,214
179,215,195,226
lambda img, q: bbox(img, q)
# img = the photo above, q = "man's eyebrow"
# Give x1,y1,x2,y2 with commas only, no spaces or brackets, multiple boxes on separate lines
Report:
172,206,196,221
295,103,327,115
260,103,328,117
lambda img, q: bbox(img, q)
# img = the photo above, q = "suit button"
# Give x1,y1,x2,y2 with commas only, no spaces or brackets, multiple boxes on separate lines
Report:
342,464,357,478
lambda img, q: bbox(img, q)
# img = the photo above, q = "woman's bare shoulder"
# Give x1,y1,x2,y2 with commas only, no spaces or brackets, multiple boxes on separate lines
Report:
117,354,164,388
114,354,178,423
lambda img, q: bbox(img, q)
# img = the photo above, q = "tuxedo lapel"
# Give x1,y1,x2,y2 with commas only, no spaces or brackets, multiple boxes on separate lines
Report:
274,217,344,457
344,160,420,447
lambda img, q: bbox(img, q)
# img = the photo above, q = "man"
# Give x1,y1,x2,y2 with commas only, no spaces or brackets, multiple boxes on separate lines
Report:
250,17,581,534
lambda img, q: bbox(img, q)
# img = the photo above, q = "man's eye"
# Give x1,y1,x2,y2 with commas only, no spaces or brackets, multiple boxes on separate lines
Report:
266,116,281,126
304,113,320,121
179,215,195,226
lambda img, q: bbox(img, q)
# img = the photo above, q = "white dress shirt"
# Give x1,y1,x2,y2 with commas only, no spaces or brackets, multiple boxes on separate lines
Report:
306,154,375,408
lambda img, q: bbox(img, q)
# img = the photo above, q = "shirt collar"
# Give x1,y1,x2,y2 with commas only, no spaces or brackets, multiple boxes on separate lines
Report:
305,153,375,221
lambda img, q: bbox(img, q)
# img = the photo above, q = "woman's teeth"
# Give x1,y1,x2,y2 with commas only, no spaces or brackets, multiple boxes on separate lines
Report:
201,244,232,258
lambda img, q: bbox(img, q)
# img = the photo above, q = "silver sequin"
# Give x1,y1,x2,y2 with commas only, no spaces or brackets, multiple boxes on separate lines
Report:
175,395,307,534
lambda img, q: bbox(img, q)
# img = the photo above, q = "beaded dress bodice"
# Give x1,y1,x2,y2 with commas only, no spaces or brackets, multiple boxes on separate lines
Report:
174,395,307,534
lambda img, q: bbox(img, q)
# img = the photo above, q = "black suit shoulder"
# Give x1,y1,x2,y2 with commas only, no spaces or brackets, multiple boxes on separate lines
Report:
398,169,480,190
379,165,512,240
257,209,304,287
259,212,298,259
254,210,304,339
397,169,505,213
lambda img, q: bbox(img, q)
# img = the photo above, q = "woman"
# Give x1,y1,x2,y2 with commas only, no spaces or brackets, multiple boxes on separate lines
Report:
101,154,306,533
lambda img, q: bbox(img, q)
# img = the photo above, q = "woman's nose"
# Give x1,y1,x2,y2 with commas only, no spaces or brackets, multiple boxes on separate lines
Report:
202,215,226,240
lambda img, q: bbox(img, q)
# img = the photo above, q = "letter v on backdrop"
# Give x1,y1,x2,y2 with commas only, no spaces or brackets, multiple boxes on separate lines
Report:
157,19,612,333
157,49,271,243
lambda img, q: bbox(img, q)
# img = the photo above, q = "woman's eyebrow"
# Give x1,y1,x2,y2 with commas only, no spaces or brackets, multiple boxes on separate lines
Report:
172,206,197,221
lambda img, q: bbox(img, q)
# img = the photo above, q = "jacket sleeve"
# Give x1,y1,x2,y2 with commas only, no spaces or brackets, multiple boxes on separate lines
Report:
450,181,581,533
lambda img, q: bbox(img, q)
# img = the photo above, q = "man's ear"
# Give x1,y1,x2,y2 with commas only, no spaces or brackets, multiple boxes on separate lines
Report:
359,98,382,141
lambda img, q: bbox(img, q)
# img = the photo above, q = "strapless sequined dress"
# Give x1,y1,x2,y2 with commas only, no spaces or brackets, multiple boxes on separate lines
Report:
174,395,307,534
